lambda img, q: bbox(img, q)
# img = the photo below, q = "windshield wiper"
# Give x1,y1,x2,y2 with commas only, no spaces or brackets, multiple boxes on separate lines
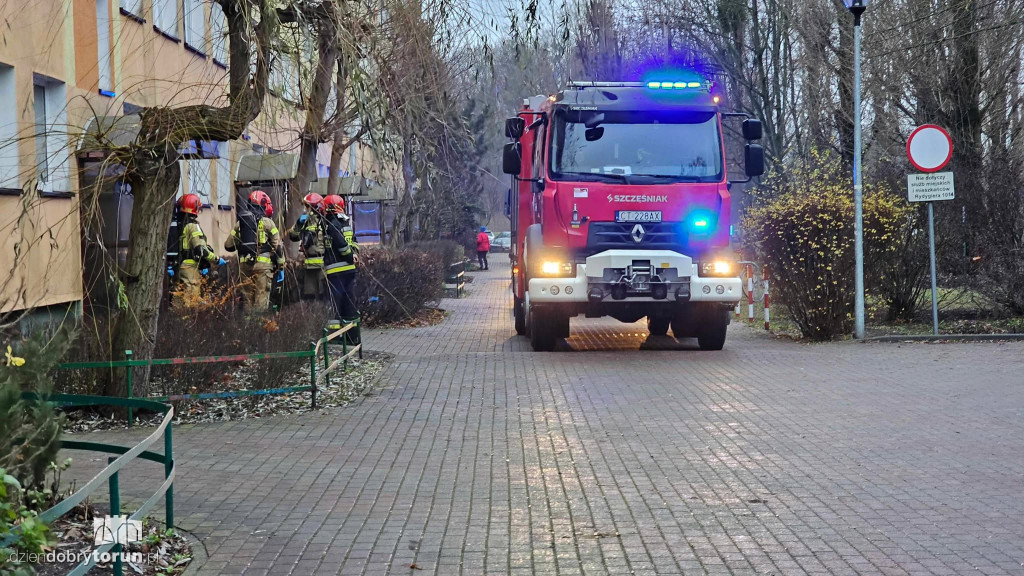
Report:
630,174,707,183
558,171,632,184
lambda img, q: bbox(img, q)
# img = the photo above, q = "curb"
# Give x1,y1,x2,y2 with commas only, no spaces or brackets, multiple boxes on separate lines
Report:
864,333,1024,343
177,526,209,576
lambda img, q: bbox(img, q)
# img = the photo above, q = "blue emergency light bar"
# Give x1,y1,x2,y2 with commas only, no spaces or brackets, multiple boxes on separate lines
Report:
645,80,713,91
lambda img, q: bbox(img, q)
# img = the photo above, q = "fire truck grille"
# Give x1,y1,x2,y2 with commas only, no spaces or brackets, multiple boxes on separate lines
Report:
586,222,686,253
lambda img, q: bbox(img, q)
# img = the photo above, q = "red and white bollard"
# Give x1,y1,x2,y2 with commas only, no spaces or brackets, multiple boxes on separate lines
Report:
746,263,755,324
763,267,771,330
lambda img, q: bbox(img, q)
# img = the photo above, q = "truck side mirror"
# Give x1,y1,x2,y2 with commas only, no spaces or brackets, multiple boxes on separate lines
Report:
503,142,522,175
742,118,763,140
505,117,525,139
745,144,765,177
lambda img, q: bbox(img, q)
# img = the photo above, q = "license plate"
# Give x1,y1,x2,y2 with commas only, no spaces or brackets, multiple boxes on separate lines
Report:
616,210,662,223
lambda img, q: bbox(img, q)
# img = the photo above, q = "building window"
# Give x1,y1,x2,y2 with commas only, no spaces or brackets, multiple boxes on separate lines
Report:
271,56,299,103
0,64,17,192
153,0,178,38
119,0,142,19
33,85,47,183
176,160,185,199
97,0,114,94
216,155,232,208
184,0,205,54
210,2,227,66
188,159,212,205
32,76,70,194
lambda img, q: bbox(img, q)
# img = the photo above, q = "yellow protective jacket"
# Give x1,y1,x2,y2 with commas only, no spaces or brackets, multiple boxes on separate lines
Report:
287,215,327,267
179,219,216,268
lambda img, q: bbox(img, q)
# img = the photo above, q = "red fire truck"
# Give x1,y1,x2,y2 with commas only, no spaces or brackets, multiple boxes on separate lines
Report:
502,79,764,351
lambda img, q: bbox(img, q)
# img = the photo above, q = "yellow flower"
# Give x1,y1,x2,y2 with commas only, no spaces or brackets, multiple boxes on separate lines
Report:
5,345,25,367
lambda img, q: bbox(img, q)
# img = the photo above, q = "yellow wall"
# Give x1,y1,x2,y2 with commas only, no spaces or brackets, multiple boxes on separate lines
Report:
0,0,390,314
0,0,81,313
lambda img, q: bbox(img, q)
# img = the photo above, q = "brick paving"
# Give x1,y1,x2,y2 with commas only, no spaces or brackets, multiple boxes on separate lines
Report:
64,257,1024,575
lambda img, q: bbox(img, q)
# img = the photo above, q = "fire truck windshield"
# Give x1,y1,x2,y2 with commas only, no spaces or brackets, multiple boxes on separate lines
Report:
549,109,723,184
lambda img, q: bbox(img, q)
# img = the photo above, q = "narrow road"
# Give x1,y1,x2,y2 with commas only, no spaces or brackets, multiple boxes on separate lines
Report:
68,258,1024,575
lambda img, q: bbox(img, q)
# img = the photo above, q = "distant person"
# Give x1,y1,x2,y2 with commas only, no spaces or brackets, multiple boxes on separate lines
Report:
476,226,491,270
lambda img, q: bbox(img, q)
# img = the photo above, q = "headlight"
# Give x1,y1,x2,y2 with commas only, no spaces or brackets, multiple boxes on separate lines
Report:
701,260,733,277
540,261,573,277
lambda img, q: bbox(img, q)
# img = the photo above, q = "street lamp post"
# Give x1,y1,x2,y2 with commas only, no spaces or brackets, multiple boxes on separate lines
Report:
844,0,869,340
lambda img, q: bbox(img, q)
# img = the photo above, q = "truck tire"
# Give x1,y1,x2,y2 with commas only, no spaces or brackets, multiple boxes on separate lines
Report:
697,307,729,351
647,315,671,336
529,306,559,351
514,296,526,335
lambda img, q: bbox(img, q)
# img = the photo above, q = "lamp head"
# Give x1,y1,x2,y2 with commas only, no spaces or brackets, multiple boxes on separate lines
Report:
843,0,869,23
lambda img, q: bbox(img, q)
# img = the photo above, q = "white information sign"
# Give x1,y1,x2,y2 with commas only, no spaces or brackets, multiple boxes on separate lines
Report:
907,172,954,203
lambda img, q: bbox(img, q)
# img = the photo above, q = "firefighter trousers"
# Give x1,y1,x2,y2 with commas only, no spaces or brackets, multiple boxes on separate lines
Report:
301,266,327,300
171,263,202,308
327,270,358,324
239,260,274,313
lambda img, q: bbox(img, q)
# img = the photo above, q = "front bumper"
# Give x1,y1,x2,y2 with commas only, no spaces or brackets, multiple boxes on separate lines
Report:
529,249,741,304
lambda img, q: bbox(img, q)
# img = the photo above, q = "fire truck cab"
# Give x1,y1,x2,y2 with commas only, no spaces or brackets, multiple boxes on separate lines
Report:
503,79,764,351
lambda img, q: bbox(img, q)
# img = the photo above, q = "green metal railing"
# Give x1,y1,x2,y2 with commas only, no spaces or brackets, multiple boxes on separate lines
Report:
3,394,174,576
56,319,362,418
315,321,363,394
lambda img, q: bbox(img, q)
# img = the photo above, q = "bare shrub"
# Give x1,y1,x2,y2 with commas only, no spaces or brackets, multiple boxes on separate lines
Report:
355,247,444,326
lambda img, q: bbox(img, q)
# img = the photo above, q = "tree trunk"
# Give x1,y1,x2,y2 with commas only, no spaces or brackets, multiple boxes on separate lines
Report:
835,2,855,169
327,56,350,197
390,140,415,248
290,5,341,240
107,158,179,397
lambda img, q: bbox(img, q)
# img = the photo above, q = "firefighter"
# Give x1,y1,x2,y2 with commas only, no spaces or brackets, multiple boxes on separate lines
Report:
322,194,359,338
225,190,284,313
170,193,220,308
288,193,328,300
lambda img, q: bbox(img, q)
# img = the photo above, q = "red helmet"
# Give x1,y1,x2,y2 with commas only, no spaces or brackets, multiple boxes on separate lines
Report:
249,190,272,214
323,194,345,214
302,193,325,213
177,193,202,215
264,203,274,217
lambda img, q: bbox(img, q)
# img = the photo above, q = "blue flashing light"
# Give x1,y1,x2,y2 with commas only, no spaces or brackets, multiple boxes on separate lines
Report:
644,77,713,93
687,210,717,235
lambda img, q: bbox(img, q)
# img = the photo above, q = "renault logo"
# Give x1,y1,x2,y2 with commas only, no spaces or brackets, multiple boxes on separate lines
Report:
631,224,646,243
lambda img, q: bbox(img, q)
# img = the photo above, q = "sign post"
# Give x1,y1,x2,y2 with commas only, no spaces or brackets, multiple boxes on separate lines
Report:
906,125,954,336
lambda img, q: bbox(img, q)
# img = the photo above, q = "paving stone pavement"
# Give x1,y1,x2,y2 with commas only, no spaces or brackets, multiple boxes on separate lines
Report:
64,258,1024,575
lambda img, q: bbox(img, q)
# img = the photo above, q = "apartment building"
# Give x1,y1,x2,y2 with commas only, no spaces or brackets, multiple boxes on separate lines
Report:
0,0,393,322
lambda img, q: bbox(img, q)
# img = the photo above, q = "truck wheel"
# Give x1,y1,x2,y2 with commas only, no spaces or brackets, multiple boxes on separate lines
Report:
514,297,526,335
529,307,558,351
697,308,729,351
647,315,671,336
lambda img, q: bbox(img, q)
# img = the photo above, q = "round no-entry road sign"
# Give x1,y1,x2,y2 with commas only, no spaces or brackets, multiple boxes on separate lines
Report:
907,125,953,172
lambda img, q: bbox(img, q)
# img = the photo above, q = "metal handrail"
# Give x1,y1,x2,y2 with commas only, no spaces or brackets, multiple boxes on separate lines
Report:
3,394,176,576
